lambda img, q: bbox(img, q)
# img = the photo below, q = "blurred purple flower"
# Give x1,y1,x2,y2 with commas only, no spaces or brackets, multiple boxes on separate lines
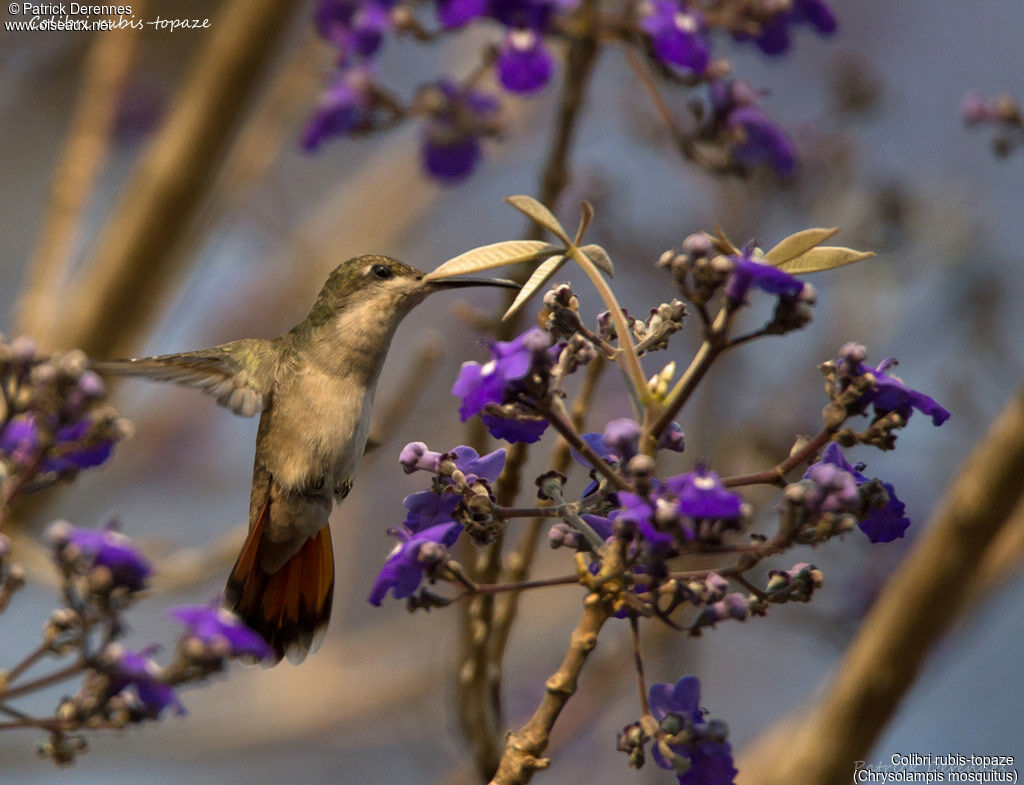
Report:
108,647,184,720
640,0,710,73
436,0,488,26
497,29,554,93
0,415,40,466
723,244,805,302
169,604,273,660
367,521,461,605
421,80,500,182
727,106,797,174
807,442,910,543
302,68,372,151
48,521,153,591
738,0,837,56
315,0,395,56
649,675,737,785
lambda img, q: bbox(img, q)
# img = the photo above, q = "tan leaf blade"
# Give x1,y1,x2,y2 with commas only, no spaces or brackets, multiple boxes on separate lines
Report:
776,246,876,274
422,240,558,282
575,200,594,244
580,244,614,277
763,227,841,266
712,225,740,255
502,255,566,321
504,195,571,244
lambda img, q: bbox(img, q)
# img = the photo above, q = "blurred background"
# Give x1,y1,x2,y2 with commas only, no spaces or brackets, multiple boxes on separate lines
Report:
2,0,1023,782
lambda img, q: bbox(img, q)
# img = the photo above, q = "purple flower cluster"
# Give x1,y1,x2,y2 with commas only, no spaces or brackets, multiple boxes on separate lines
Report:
835,343,950,427
0,343,129,485
105,645,185,720
617,465,743,552
648,676,737,785
804,442,910,543
47,520,153,592
369,444,506,604
452,327,561,443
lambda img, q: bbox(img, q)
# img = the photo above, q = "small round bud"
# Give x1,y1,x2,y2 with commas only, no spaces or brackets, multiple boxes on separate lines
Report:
57,349,88,379
626,454,656,478
77,370,106,398
10,335,38,362
45,520,73,548
682,233,713,257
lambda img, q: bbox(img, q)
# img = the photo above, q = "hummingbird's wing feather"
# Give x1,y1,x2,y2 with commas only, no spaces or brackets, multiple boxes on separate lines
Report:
94,339,276,418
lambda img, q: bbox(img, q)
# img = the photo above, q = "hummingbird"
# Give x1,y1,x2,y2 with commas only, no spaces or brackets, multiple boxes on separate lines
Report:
96,255,518,664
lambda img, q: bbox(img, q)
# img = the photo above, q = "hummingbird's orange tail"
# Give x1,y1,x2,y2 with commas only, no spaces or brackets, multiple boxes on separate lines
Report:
224,503,334,666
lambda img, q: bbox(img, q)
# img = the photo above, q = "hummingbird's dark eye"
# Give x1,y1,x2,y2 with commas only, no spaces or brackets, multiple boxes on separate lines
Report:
370,264,393,281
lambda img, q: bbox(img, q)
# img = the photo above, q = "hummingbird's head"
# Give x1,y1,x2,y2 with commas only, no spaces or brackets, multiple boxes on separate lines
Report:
307,255,519,329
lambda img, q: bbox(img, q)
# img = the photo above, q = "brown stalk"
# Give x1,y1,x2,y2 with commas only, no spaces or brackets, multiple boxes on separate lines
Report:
14,6,147,345
53,0,304,359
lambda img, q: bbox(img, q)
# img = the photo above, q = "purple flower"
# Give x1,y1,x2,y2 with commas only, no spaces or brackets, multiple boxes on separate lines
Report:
640,0,710,73
490,0,575,30
315,0,394,56
727,106,797,174
649,676,738,785
497,29,555,93
436,0,488,27
807,442,910,543
48,520,153,591
44,419,116,473
452,327,558,443
169,603,273,660
401,445,506,531
573,419,685,468
367,521,461,605
668,466,742,520
837,345,950,427
723,245,805,303
0,415,40,466
420,80,500,182
302,68,372,151
107,646,184,720
738,0,836,56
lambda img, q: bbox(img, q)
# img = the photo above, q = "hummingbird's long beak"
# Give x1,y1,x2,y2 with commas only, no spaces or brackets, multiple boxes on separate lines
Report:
427,277,521,290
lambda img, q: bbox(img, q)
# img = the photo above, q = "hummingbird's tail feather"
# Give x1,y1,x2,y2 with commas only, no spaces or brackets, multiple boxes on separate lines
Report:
224,501,334,666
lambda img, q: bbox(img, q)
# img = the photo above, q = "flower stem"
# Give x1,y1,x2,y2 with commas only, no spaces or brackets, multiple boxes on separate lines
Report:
0,661,85,702
720,428,833,488
536,396,632,492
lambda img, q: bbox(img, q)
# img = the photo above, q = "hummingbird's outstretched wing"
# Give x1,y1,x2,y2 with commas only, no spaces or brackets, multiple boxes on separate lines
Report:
93,339,277,417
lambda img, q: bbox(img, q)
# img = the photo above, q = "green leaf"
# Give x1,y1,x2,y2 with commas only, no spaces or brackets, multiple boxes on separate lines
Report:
763,227,840,265
580,244,614,277
575,200,594,244
504,195,572,244
422,240,558,282
502,255,566,321
775,246,876,274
